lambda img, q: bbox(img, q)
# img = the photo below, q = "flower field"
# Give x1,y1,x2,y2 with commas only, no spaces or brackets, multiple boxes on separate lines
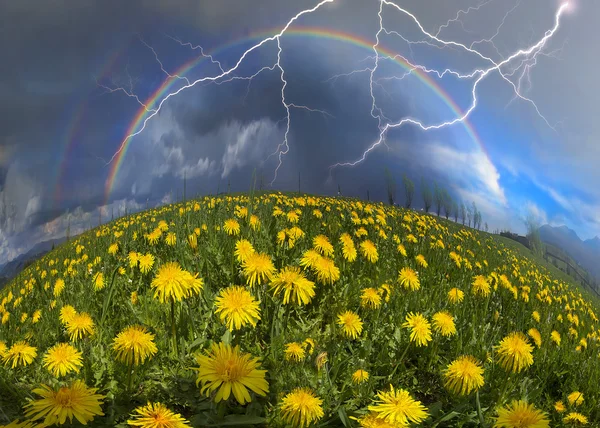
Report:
0,192,598,427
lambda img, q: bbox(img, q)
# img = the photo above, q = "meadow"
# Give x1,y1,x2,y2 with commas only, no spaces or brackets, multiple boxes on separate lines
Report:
0,192,598,427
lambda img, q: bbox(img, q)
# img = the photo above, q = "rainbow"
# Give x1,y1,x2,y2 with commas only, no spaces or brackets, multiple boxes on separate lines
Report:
53,47,125,207
104,27,487,203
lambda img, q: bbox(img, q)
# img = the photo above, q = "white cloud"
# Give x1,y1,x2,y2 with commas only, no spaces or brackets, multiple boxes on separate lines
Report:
523,201,548,225
0,197,144,266
221,119,284,178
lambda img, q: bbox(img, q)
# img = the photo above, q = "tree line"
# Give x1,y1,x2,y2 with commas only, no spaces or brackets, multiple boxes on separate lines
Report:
384,168,487,232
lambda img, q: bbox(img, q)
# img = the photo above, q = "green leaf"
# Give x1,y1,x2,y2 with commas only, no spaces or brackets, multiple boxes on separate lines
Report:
338,407,352,427
221,329,232,345
431,411,461,427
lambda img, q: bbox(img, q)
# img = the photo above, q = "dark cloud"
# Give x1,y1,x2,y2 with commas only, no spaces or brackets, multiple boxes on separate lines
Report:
0,0,596,263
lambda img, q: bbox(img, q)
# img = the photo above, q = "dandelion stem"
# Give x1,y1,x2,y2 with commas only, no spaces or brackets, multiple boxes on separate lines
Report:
476,390,486,427
127,360,134,393
170,297,178,356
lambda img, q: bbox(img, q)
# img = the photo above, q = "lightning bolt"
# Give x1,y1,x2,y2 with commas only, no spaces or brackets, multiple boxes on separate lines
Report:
468,0,522,59
164,34,226,73
105,0,335,188
434,0,495,37
138,35,191,85
104,0,570,192
329,1,569,172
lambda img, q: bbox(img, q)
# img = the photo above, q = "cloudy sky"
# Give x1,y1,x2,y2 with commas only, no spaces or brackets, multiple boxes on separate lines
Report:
0,0,597,265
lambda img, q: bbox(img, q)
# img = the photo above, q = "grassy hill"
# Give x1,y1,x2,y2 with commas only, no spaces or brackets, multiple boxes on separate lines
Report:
0,192,598,426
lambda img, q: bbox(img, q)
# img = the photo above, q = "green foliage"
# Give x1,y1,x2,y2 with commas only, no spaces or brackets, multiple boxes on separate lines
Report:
0,192,598,426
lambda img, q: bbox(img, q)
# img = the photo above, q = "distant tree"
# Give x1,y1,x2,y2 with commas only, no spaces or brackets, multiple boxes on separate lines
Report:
442,190,453,220
466,205,473,228
485,222,489,232
460,203,466,226
66,213,71,242
422,178,432,213
384,168,397,206
452,201,459,223
434,183,444,217
525,213,543,256
471,202,479,229
402,174,415,209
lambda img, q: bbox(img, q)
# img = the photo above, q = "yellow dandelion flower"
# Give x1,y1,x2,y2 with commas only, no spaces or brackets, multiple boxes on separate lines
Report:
472,275,491,297
551,330,561,346
443,355,485,395
340,234,358,262
280,388,324,428
493,400,549,428
108,243,119,255
214,286,261,331
223,219,241,236
53,278,65,297
337,311,363,339
496,332,534,373
360,240,379,263
284,342,306,362
43,343,83,377
368,385,428,426
24,380,105,426
234,239,255,263
249,214,261,231
527,328,542,348
138,253,155,274
299,249,322,270
554,401,566,413
150,262,201,303
448,288,464,304
127,402,191,427
165,232,176,246
397,243,407,257
131,291,138,305
360,288,382,309
303,338,315,355
353,412,398,428
270,267,315,306
563,412,588,425
352,369,369,384
59,305,77,325
313,235,334,257
403,312,432,347
286,211,300,223
112,325,158,366
128,252,139,268
398,268,420,291
432,311,457,337
66,312,95,342
415,254,428,268
312,256,340,284
242,253,276,288
93,272,104,291
532,311,541,322
568,391,584,407
188,234,198,250
194,342,269,405
2,341,37,368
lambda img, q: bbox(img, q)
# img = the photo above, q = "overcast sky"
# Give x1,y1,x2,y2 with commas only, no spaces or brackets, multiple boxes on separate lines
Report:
0,0,598,265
